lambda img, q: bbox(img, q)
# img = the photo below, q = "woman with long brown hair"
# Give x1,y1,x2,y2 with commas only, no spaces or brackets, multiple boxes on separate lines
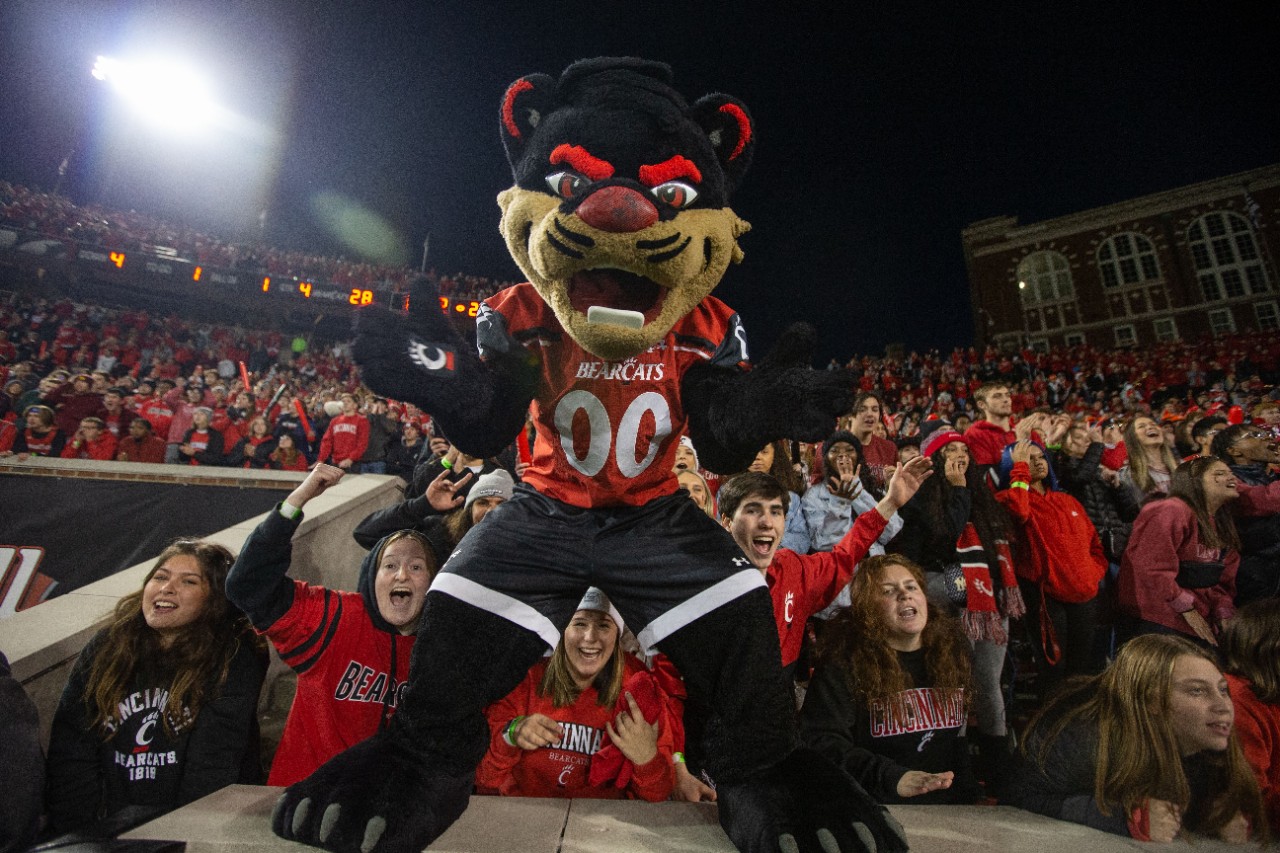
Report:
800,554,981,804
1118,456,1241,646
1002,634,1265,843
45,539,267,833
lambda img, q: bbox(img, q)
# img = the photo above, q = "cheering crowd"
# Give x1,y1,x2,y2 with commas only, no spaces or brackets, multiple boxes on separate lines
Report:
2,275,1279,847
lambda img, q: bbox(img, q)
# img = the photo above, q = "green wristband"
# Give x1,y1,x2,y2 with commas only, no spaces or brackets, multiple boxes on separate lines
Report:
440,457,453,470
673,752,685,764
505,716,525,746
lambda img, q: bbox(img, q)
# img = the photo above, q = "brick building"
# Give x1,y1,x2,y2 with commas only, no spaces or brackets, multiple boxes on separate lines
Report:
962,163,1280,351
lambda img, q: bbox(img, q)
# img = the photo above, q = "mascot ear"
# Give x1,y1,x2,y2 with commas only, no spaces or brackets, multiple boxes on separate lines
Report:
690,94,755,193
499,73,557,168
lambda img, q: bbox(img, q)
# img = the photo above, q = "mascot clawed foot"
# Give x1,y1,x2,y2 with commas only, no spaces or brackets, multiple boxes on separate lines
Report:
272,734,471,853
718,749,909,853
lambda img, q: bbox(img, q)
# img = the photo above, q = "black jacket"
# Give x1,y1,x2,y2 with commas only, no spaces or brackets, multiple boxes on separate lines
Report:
1228,461,1280,604
45,630,266,833
1054,442,1139,563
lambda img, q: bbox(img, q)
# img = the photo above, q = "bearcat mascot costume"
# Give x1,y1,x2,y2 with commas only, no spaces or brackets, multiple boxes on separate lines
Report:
272,57,909,853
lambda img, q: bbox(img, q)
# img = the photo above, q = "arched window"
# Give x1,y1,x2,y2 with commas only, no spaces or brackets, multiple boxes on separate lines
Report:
1187,211,1270,301
1016,250,1074,305
1097,232,1160,288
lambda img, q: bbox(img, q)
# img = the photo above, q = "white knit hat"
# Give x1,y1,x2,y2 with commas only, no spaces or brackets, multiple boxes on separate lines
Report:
576,587,624,633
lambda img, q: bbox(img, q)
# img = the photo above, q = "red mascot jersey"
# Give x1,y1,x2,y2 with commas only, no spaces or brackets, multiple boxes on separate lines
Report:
480,284,746,509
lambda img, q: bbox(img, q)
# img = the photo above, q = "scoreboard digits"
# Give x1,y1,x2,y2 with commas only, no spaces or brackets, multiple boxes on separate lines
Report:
65,242,484,318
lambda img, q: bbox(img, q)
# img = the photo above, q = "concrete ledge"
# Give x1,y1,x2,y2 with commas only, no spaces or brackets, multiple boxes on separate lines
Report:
123,785,1256,851
0,455,315,488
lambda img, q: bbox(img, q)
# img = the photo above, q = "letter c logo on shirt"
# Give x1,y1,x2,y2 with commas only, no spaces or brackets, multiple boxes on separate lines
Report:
135,714,158,748
558,766,572,786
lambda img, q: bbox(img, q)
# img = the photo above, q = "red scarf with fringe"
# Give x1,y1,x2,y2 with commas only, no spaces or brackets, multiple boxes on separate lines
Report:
956,523,1025,643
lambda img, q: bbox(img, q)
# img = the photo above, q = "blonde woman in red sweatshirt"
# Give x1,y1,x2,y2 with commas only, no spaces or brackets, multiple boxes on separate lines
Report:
477,589,680,801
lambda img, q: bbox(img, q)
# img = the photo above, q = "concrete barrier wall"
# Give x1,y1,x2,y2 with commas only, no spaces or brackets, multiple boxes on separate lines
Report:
0,457,405,747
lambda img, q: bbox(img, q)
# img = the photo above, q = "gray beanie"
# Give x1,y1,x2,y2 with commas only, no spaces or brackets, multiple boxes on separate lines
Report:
464,468,515,510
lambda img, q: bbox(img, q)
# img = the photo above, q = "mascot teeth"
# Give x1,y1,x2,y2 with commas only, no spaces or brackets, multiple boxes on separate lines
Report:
586,306,645,328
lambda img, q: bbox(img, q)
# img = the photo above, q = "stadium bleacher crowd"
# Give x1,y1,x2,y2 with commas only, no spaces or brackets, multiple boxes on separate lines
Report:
2,189,1278,849
1,181,515,301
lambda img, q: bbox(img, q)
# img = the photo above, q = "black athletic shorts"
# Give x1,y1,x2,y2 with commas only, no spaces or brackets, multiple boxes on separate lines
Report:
431,484,764,653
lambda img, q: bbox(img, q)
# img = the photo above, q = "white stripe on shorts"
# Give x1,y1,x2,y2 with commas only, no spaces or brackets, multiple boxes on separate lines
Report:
635,568,766,654
431,574,562,651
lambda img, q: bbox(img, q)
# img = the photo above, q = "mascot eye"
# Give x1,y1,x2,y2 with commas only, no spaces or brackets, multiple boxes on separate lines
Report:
651,181,698,209
546,171,589,199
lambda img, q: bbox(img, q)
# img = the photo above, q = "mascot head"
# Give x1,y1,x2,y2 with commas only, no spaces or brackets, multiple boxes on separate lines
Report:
497,57,754,361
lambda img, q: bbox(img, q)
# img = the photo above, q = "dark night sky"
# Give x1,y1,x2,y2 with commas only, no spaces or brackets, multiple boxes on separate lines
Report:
2,1,1277,360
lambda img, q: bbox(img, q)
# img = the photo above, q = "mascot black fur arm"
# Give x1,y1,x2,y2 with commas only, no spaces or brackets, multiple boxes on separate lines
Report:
276,57,904,853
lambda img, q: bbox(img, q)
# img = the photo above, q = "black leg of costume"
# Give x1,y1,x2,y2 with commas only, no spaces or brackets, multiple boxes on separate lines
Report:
389,592,552,772
271,591,548,853
654,588,797,785
655,591,908,853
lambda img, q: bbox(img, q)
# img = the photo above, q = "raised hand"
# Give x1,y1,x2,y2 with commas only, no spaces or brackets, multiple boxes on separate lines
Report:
285,463,344,510
1010,438,1034,465
1014,412,1046,441
352,277,475,414
828,460,861,499
682,322,854,473
425,468,473,513
883,455,933,512
352,276,538,460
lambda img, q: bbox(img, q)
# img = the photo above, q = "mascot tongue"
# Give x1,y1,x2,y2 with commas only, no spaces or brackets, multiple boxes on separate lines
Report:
570,269,662,327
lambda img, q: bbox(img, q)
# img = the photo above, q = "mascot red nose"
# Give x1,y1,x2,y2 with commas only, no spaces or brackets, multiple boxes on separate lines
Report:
272,57,909,853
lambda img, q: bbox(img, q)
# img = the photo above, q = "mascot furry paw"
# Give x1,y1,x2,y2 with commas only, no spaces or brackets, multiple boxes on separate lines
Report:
277,57,895,853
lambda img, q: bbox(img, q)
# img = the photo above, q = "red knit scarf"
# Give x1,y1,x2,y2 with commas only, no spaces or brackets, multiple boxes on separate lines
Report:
956,523,1025,643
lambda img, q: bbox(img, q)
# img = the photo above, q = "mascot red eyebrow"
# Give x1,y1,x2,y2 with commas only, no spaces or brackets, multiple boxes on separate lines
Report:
273,57,908,853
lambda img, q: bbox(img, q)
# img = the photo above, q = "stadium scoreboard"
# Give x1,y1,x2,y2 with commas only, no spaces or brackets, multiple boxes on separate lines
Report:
68,244,483,317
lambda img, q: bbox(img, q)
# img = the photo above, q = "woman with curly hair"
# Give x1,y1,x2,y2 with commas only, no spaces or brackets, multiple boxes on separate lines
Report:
45,539,268,833
1002,634,1265,843
889,424,1022,775
800,554,981,804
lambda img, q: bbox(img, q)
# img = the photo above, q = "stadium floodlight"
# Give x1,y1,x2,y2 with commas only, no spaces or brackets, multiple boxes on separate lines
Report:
91,55,218,132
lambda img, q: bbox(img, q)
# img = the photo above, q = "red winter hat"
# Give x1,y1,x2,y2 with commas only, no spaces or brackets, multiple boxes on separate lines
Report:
919,421,964,459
